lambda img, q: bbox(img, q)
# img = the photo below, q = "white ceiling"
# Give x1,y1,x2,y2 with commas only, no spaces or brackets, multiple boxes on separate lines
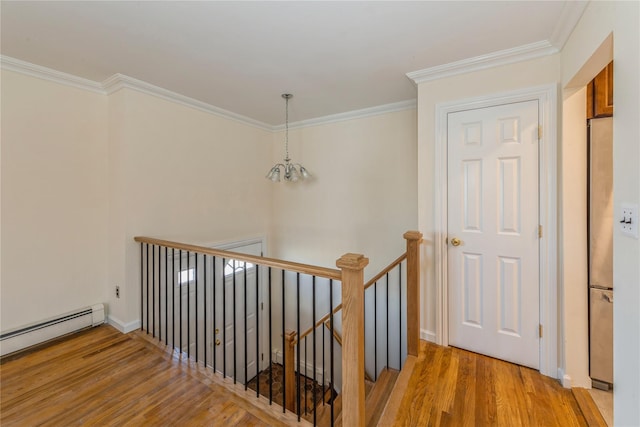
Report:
1,1,586,126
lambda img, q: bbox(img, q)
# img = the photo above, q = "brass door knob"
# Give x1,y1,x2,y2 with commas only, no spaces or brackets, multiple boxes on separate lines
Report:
215,339,221,346
450,237,461,247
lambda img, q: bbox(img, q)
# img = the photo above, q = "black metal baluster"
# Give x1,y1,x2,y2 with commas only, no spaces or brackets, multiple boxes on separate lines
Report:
140,243,143,332
145,245,149,335
152,245,155,338
374,280,378,381
256,263,260,398
329,279,334,427
268,266,273,405
244,261,248,389
281,269,286,414
146,244,150,335
187,251,191,359
296,272,301,420
304,336,308,416
322,313,325,408
157,246,160,340
222,257,226,378
166,248,169,346
386,272,389,370
233,259,237,383
195,253,199,363
172,248,175,350
312,275,317,425
204,254,207,368
211,255,217,374
179,250,183,353
399,263,402,369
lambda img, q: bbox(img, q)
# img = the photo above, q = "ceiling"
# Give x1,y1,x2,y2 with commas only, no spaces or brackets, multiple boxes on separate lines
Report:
1,1,586,126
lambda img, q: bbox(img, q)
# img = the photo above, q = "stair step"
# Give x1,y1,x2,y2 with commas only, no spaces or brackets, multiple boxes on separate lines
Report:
302,369,397,427
365,368,400,426
313,393,342,426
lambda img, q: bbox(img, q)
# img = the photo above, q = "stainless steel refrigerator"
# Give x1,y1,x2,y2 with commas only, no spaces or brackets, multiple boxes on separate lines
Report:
589,116,613,390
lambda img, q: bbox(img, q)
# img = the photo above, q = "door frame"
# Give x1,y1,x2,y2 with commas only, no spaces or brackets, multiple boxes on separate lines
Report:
434,84,558,378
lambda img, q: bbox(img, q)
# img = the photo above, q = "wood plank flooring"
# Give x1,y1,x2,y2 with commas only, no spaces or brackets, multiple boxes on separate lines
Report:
1,327,598,427
390,341,589,426
0,325,300,426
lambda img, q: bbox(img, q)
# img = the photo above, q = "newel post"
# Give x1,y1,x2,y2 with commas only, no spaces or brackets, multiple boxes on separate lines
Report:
283,330,297,412
404,231,423,357
337,253,369,427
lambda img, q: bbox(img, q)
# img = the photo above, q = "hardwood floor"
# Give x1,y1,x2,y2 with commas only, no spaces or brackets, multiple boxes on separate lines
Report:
0,325,301,426
1,327,597,427
389,341,589,426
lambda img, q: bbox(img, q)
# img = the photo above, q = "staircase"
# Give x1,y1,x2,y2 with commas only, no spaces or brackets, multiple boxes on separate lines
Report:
135,230,423,427
306,367,399,427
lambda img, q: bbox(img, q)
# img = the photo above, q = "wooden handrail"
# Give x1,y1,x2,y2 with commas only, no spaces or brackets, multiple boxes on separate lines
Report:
363,253,407,290
294,252,407,344
134,236,342,280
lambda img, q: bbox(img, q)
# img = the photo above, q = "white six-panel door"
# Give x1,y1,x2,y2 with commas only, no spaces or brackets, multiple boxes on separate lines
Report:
447,100,540,369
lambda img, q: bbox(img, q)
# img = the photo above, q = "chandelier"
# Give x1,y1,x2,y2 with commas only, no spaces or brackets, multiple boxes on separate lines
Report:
266,94,311,182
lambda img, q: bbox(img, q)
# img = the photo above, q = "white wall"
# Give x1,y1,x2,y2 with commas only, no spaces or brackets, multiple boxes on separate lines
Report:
1,70,109,330
415,54,561,341
270,109,418,275
107,88,273,327
561,1,640,424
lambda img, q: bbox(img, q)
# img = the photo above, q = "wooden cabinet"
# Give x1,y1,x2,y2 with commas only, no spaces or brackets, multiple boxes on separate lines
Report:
587,61,613,119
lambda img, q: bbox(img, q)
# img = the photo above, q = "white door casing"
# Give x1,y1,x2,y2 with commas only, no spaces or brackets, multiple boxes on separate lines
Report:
447,100,540,369
433,85,558,378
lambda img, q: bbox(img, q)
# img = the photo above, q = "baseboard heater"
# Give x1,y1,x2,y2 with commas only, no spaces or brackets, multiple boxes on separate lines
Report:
0,304,105,357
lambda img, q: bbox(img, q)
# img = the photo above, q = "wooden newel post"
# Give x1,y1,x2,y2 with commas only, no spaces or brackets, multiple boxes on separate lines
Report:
336,253,369,427
404,231,423,357
283,330,297,412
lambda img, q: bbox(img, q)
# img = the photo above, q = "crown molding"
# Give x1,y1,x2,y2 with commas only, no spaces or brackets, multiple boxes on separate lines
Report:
102,74,272,132
548,1,589,50
279,99,416,131
1,55,272,131
0,55,104,94
2,55,414,132
406,40,559,85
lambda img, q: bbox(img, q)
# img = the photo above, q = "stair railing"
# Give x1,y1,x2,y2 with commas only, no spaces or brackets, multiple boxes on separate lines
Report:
289,231,423,426
135,230,421,427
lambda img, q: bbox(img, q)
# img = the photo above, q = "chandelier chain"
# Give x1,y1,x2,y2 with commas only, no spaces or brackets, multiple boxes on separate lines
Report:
284,95,289,161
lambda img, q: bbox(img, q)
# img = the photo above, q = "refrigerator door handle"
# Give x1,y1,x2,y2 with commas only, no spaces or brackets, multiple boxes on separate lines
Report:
602,293,613,303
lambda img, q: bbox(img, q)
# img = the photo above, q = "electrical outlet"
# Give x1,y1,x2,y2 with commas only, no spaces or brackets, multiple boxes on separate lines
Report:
115,286,120,298
619,203,639,238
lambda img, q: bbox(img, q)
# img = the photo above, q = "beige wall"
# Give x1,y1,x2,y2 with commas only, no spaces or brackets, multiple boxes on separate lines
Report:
107,88,273,326
269,109,418,275
0,71,273,331
415,54,562,342
560,87,589,387
562,1,640,424
1,70,109,330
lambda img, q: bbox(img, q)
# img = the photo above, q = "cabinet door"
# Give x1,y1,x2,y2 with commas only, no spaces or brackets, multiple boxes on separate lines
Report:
594,62,613,117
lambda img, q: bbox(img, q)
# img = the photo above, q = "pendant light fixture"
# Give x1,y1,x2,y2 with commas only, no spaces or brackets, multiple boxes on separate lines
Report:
266,94,311,182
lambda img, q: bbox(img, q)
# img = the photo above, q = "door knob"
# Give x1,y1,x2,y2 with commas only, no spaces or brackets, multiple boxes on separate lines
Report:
450,237,461,247
215,339,221,346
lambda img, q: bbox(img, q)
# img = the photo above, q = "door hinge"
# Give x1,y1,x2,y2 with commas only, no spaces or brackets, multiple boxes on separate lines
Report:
261,353,264,361
538,125,542,140
539,324,543,338
538,225,543,238
261,302,264,310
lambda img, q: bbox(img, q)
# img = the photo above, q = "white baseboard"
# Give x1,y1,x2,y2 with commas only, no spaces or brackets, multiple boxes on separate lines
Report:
108,315,141,334
420,329,437,343
272,350,329,386
558,368,572,388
